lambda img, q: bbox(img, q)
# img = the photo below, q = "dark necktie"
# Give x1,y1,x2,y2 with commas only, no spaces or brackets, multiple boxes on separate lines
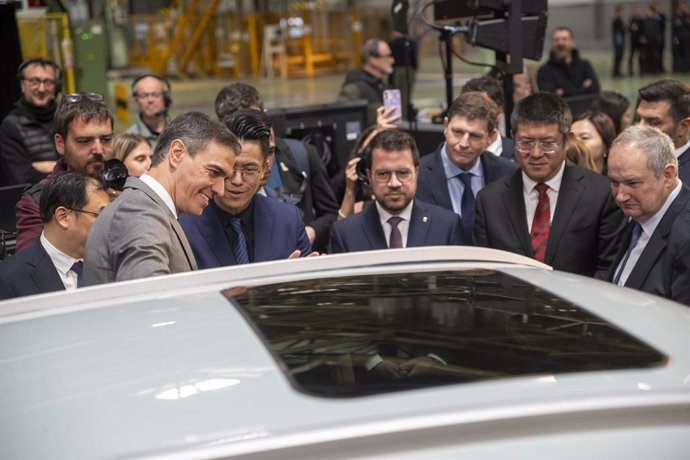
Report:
458,172,475,240
613,222,642,284
388,216,403,249
530,183,550,262
229,217,250,264
71,261,84,288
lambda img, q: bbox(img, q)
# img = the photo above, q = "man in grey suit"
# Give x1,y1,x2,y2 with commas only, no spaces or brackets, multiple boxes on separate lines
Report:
607,124,690,305
84,112,240,285
474,92,625,279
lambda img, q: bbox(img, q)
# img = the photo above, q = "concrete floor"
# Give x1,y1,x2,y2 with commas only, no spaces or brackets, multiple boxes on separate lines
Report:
111,48,690,133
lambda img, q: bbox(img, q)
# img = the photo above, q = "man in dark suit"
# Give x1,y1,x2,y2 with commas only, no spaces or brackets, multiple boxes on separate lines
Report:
417,92,518,243
607,124,690,305
329,129,463,253
0,173,109,300
474,92,625,279
636,80,690,185
84,112,240,285
180,110,312,269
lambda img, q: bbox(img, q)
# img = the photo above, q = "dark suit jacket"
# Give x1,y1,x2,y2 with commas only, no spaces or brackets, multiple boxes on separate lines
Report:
0,239,64,300
179,194,312,269
678,145,690,187
609,186,690,306
328,199,465,253
273,137,338,253
416,144,518,212
474,163,625,278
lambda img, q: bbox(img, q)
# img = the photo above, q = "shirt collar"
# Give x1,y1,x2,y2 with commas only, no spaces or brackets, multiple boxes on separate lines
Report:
522,160,566,194
440,143,484,179
676,140,690,159
376,199,414,227
639,181,683,236
213,198,255,226
139,173,177,218
485,134,503,156
40,232,79,276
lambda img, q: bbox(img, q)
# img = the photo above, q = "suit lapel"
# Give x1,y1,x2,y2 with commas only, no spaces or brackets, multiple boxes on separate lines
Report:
407,201,431,247
625,188,690,288
128,177,198,271
253,196,274,262
198,205,235,266
609,219,636,281
428,147,454,210
503,171,533,255
27,243,65,292
545,164,585,264
361,203,388,250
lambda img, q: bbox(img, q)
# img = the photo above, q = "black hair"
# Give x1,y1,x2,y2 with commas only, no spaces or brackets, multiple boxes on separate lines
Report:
215,83,264,121
510,92,572,135
365,129,420,170
54,94,114,140
222,108,271,160
39,172,104,223
591,91,630,135
151,111,241,166
637,79,690,124
461,76,504,108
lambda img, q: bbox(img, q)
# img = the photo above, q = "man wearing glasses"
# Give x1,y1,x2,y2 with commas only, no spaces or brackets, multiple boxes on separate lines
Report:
14,92,115,253
329,129,463,253
474,92,625,278
0,58,61,185
179,110,312,267
126,74,172,149
338,38,395,127
0,173,110,300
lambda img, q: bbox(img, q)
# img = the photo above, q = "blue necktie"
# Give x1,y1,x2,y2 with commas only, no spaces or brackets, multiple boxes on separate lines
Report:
613,222,642,284
229,217,250,265
71,261,84,288
458,173,475,241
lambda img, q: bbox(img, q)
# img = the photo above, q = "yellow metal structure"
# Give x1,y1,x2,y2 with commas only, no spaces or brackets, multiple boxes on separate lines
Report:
16,12,76,94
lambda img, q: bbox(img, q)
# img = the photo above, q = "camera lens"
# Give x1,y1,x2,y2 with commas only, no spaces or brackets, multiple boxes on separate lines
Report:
102,159,129,191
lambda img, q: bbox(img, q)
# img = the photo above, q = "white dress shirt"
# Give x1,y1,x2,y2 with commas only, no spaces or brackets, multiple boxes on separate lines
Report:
40,233,81,290
376,200,414,248
522,161,566,232
485,134,503,157
140,173,177,218
676,140,690,160
616,181,683,286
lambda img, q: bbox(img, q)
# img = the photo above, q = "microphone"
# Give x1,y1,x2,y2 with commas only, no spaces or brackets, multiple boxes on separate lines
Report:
371,63,394,76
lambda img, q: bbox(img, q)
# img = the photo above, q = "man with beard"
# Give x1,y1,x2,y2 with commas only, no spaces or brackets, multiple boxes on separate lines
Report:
0,58,61,185
635,79,690,185
329,129,463,253
537,27,600,97
14,93,114,252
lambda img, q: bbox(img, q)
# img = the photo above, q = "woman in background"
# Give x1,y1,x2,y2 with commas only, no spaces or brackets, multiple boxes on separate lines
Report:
570,111,616,175
590,91,631,135
112,133,152,177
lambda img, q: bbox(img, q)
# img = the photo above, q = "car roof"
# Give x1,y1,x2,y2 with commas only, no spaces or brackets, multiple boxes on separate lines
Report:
1,247,688,459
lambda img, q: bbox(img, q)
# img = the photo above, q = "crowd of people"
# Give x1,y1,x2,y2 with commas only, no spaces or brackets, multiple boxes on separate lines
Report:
0,34,688,307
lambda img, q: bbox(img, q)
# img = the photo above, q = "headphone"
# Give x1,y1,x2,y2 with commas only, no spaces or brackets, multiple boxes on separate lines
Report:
131,74,173,111
17,58,63,94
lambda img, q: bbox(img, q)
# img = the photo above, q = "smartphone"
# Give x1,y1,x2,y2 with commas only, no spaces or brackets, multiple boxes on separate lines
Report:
383,89,402,125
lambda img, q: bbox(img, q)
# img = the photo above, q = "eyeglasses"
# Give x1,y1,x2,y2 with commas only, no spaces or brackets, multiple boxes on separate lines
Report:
22,77,56,88
134,91,164,100
373,169,414,184
62,92,105,104
229,167,262,181
67,208,101,218
515,139,562,154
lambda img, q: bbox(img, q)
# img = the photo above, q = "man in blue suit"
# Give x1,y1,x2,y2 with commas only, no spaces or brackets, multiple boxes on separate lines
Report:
607,124,690,306
329,129,463,253
179,110,312,269
0,172,110,300
416,92,518,243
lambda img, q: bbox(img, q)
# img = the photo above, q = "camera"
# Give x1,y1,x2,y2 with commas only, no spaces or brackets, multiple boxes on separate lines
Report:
101,159,129,191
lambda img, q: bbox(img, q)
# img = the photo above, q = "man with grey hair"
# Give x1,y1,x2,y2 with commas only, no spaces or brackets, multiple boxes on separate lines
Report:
474,92,624,278
338,38,395,126
84,112,240,285
607,124,690,305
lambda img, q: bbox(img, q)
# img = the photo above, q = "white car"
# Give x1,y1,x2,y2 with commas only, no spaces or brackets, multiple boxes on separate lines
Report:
1,247,688,459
